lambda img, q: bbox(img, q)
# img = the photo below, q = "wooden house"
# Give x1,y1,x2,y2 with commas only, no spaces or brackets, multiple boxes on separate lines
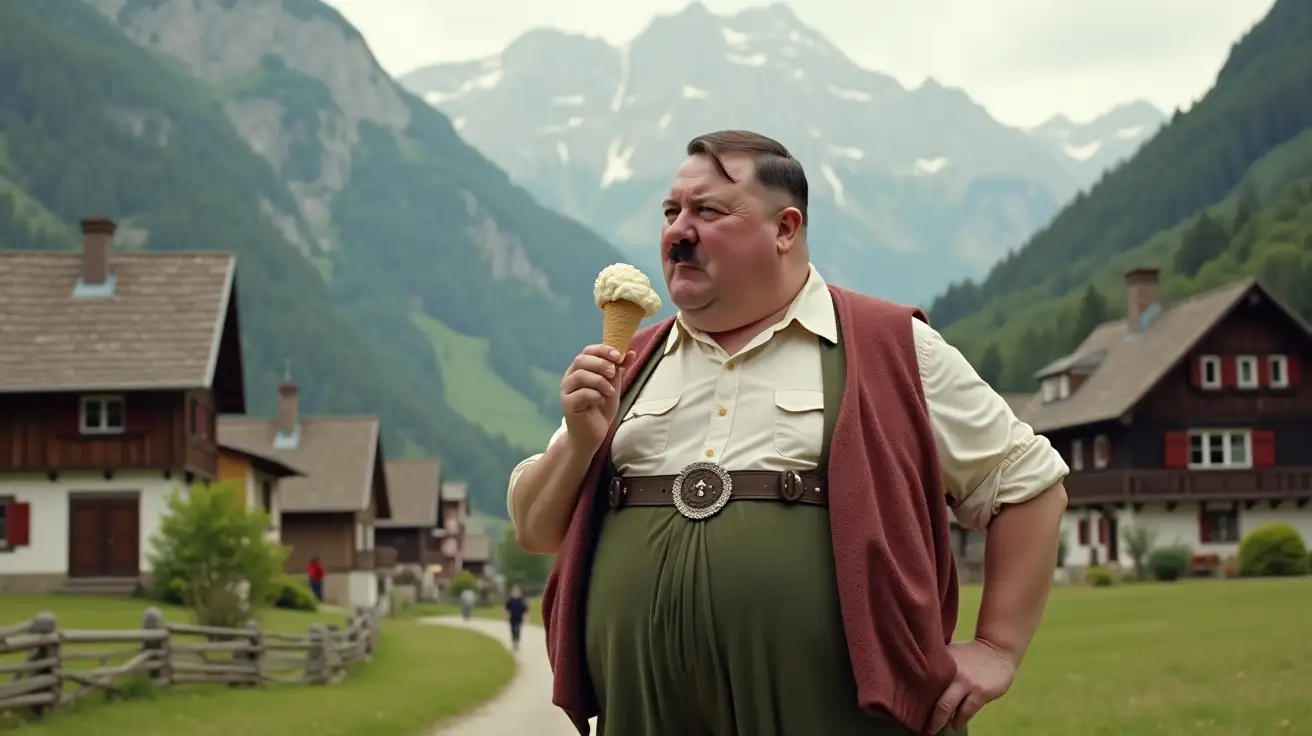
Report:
216,442,305,541
0,216,245,595
1013,268,1312,570
218,379,391,607
432,481,468,582
377,458,442,566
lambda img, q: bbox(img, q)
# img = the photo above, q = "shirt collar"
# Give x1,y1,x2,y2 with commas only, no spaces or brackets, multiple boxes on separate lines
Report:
664,264,837,354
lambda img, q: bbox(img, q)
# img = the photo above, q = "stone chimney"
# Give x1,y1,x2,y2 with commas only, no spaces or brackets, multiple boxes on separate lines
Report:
79,216,116,285
277,380,299,435
1125,267,1161,333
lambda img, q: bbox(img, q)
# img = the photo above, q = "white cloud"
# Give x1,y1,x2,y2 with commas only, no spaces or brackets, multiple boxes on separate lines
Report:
322,0,1275,127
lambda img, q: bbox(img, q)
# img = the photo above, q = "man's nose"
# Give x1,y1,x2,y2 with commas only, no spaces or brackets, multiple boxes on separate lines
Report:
664,211,697,244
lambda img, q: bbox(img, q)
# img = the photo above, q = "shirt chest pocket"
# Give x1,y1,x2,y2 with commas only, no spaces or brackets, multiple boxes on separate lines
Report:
618,394,681,460
773,389,825,462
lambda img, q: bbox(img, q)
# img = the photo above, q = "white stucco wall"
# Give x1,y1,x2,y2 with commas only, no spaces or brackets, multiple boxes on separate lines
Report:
1062,502,1312,568
0,471,186,575
346,570,378,609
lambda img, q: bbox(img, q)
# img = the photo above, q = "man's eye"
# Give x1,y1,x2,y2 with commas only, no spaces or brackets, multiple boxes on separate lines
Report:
698,207,717,215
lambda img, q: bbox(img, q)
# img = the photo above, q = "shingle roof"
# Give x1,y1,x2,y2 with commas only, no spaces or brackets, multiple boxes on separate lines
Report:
0,250,235,392
462,532,492,563
218,416,386,514
379,458,441,528
440,481,468,503
1015,279,1266,433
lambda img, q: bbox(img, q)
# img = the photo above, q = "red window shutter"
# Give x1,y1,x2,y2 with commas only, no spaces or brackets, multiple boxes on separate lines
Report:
6,502,31,547
1259,356,1270,388
1288,356,1301,387
1220,357,1237,387
1077,519,1089,545
1164,431,1189,468
1252,430,1276,467
1189,357,1202,388
1098,517,1108,544
1199,512,1213,543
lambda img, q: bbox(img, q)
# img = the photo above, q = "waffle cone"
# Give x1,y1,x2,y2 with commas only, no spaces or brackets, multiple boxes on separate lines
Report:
601,300,647,353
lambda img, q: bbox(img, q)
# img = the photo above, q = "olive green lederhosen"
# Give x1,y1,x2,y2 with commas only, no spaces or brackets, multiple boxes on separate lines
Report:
584,322,963,736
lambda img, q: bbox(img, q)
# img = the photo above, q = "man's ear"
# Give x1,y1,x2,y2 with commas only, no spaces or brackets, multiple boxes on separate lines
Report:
775,206,804,255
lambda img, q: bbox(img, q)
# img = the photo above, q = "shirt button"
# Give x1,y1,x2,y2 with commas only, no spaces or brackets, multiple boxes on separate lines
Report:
705,449,715,457
718,408,727,417
726,360,736,370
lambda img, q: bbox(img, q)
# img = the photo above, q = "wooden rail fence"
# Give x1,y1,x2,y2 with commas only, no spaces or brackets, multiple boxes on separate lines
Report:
0,605,381,720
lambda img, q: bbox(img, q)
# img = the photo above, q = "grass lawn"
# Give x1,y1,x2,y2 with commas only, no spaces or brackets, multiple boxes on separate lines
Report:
960,578,1311,734
403,580,1311,734
0,595,514,736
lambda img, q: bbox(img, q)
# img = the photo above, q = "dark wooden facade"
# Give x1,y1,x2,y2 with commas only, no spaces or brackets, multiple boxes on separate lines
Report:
376,528,431,566
1054,289,1312,508
0,389,222,481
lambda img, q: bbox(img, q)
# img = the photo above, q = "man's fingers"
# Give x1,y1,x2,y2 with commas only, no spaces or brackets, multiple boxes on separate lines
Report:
950,694,985,731
565,354,618,381
927,680,967,734
562,389,606,414
562,369,616,398
577,344,623,363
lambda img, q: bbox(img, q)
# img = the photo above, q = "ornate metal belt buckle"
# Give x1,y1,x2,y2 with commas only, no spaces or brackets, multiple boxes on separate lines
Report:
671,461,732,520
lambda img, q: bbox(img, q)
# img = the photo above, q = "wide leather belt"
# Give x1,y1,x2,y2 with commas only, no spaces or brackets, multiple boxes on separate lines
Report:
607,461,826,520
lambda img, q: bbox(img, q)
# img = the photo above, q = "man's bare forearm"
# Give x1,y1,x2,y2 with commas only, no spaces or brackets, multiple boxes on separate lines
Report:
512,434,598,554
975,483,1067,665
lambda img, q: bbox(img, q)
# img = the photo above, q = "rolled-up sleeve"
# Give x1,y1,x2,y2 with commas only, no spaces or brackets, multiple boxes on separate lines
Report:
505,419,568,526
913,319,1069,531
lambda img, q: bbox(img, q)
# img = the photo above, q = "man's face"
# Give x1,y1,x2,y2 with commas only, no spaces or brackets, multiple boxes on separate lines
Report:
660,153,800,332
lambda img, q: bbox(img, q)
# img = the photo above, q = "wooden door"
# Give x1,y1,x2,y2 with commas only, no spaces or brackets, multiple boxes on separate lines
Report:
67,496,140,578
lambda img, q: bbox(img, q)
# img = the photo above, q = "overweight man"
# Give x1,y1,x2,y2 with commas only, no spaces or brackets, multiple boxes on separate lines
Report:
507,130,1069,736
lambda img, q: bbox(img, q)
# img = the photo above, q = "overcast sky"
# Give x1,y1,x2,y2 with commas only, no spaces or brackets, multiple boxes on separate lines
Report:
323,0,1274,128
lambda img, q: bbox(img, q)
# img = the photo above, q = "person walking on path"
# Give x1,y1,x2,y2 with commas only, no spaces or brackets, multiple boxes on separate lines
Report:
459,587,477,621
504,585,529,652
306,556,325,602
508,130,1070,736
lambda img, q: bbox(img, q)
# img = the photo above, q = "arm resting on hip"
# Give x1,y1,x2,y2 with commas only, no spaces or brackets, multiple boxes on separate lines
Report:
975,482,1067,666
511,434,598,555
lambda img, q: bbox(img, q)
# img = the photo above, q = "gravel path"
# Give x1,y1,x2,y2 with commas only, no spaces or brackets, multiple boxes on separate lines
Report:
424,616,596,736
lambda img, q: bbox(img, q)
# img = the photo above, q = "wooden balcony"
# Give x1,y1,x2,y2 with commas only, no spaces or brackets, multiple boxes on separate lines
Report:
1065,467,1312,505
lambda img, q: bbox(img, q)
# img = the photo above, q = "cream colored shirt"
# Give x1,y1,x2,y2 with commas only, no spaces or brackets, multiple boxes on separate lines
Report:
508,266,1068,531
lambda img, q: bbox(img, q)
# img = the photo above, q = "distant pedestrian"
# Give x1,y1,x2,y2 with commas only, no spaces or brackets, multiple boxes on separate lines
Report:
459,587,477,621
306,556,325,602
504,585,529,652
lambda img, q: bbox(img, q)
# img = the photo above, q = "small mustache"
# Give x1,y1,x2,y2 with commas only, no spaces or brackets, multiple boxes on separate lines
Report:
668,240,698,265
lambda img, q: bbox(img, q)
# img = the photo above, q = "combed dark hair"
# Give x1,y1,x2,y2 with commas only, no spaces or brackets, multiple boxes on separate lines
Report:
685,130,809,225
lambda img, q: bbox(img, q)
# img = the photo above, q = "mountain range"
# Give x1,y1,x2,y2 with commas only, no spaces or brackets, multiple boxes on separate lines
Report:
1,0,643,513
400,1,1165,305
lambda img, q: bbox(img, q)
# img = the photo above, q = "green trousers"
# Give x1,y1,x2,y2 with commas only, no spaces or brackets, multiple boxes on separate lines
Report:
584,500,965,736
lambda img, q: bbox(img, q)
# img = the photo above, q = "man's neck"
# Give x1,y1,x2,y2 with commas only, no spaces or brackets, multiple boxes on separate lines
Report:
705,273,809,355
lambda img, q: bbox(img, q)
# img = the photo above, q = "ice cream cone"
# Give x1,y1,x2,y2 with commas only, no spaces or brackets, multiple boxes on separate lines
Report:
601,299,647,353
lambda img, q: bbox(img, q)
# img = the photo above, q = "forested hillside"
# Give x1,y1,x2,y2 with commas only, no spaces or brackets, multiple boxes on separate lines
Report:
0,0,524,507
926,0,1312,391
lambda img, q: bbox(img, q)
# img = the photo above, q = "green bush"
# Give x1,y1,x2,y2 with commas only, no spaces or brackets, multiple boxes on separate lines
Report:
1085,566,1114,587
450,569,478,596
1237,523,1310,577
273,576,319,611
147,481,289,627
1147,545,1192,582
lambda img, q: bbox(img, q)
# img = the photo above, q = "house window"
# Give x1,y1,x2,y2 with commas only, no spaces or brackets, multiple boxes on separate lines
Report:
1199,355,1222,389
1058,374,1071,399
189,399,211,441
260,480,273,513
1199,507,1240,544
1076,518,1089,545
1042,378,1057,403
1188,430,1251,469
0,498,9,550
0,497,29,551
1236,355,1259,389
1093,434,1110,469
80,395,125,434
1269,355,1289,388
1070,439,1084,471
